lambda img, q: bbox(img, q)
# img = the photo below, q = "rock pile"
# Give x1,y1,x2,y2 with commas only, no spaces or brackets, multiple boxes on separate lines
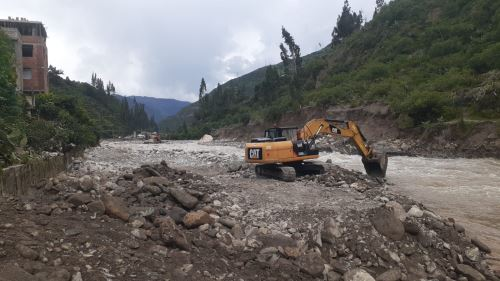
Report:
0,159,497,281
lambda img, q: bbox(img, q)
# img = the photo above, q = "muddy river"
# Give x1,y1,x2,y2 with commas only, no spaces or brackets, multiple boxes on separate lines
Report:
320,152,500,265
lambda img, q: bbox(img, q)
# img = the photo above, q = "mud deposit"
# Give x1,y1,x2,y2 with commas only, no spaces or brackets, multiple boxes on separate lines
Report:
0,140,498,280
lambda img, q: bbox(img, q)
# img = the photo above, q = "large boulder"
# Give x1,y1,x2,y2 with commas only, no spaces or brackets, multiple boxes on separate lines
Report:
321,217,342,244
385,201,406,222
158,217,190,250
67,193,93,206
143,176,170,186
456,264,485,281
198,134,213,143
102,195,130,222
170,188,199,210
78,175,94,192
297,252,325,277
183,210,214,228
371,207,405,241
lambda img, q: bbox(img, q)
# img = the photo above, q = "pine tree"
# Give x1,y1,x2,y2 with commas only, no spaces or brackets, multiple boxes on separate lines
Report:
331,0,363,46
199,78,207,101
280,27,302,76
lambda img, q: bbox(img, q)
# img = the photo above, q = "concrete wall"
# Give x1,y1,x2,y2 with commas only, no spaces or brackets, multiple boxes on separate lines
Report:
0,152,78,197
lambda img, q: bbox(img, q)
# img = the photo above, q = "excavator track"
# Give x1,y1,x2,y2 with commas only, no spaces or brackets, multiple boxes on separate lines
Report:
255,164,296,182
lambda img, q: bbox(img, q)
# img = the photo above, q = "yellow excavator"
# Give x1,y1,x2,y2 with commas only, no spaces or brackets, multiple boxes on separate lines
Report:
245,118,388,181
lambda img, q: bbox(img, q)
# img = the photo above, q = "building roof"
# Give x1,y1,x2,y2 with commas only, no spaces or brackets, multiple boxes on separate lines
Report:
0,18,47,38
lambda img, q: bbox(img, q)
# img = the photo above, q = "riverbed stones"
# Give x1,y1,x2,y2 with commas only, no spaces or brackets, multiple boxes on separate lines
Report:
371,207,405,240
0,264,36,281
465,247,480,261
471,237,491,253
183,210,213,228
102,194,130,222
170,188,199,209
344,268,376,281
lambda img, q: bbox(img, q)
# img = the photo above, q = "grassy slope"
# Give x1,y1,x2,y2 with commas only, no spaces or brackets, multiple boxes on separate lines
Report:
164,0,500,137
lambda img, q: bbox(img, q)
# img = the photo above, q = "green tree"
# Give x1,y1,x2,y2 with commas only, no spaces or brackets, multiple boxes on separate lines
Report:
374,0,386,15
280,27,302,76
332,0,363,46
199,78,207,101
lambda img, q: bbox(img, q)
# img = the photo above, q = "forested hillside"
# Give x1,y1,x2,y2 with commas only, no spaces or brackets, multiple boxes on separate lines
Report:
166,0,500,138
116,95,190,122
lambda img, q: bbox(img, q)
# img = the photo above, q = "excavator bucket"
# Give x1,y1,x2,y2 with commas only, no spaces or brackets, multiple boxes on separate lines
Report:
362,152,388,178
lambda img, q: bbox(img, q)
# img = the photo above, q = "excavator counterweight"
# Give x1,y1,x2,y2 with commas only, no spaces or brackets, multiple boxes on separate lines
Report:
245,118,388,181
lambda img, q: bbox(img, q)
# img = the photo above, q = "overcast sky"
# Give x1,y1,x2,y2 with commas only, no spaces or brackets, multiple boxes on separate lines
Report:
2,1,375,102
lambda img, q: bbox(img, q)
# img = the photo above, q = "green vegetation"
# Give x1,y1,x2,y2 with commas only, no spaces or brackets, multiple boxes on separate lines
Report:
0,30,156,167
166,0,500,138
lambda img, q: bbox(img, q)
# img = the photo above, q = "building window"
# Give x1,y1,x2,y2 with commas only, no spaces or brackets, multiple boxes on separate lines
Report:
23,68,32,80
22,44,33,57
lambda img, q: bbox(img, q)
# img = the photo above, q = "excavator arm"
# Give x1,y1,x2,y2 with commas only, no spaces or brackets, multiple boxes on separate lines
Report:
297,118,388,177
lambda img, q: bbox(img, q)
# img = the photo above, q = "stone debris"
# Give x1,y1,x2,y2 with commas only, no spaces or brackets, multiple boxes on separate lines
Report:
0,141,497,281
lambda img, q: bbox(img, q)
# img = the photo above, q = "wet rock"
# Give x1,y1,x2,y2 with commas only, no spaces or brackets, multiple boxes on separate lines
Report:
407,205,423,218
322,217,342,244
123,174,134,180
78,175,94,192
170,188,199,209
376,268,401,281
143,176,169,186
15,244,38,260
454,223,465,233
456,264,485,281
102,194,130,222
465,247,480,262
183,210,213,228
166,206,187,224
471,237,491,254
87,200,105,215
159,217,190,251
296,252,325,277
371,207,405,241
344,268,376,281
67,193,92,206
385,201,406,222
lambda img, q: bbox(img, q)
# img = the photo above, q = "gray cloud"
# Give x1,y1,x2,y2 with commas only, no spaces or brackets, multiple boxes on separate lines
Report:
2,0,375,101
